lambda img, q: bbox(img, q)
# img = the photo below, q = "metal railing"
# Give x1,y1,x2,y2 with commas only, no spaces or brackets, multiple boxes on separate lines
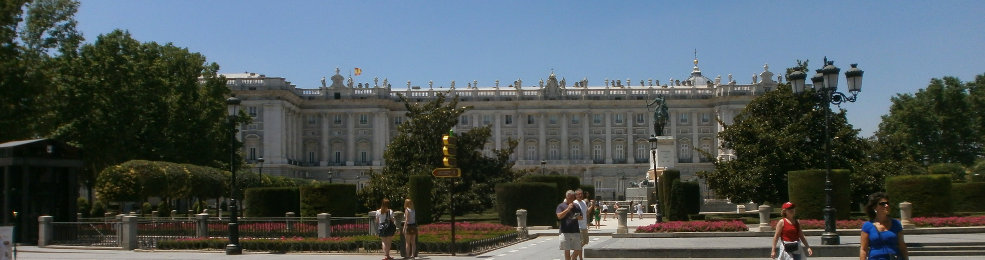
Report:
50,221,120,247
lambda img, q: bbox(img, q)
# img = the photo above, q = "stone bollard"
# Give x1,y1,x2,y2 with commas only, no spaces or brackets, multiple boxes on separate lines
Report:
393,211,405,258
758,205,773,232
737,205,746,213
616,208,628,234
515,209,528,239
115,214,124,244
122,216,138,250
129,211,137,216
368,211,379,236
171,210,177,220
900,202,915,229
195,213,209,238
317,213,331,238
151,211,159,220
285,212,296,231
38,216,53,246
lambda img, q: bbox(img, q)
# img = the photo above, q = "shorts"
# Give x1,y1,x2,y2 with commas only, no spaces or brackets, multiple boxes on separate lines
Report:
559,232,582,250
404,224,418,235
580,229,589,245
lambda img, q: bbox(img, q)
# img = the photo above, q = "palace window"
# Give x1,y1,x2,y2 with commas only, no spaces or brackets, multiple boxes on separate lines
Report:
359,114,369,125
460,115,470,126
637,145,648,162
614,114,624,124
593,114,603,125
571,115,580,125
679,143,691,162
549,143,559,160
334,114,343,125
394,116,403,125
527,115,535,125
593,144,603,162
571,144,581,160
526,144,537,160
614,144,625,161
249,148,257,160
308,115,317,125
482,115,491,125
248,106,258,117
679,113,689,124
636,113,645,124
505,115,513,125
549,115,558,125
701,113,711,124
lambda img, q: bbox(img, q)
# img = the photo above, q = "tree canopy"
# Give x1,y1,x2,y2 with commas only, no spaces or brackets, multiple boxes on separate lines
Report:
873,74,985,166
700,63,868,204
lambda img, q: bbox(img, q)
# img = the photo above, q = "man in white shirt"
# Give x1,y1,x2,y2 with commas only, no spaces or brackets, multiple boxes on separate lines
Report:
574,189,591,260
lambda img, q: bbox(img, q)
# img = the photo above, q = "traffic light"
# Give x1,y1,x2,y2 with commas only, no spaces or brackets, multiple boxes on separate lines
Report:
442,130,456,167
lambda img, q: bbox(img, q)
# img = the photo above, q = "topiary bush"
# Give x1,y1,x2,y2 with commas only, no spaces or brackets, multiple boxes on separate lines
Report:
579,185,595,200
157,200,171,217
886,174,952,217
408,175,434,224
300,183,357,217
77,197,90,218
90,200,106,217
951,182,985,212
494,182,558,227
244,187,300,217
679,181,702,218
141,202,153,217
787,169,851,220
657,169,680,218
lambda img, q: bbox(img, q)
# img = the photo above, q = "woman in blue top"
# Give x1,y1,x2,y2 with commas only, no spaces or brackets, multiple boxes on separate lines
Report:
859,192,908,260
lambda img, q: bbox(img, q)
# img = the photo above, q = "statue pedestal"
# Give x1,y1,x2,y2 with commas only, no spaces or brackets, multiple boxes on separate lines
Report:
648,136,676,181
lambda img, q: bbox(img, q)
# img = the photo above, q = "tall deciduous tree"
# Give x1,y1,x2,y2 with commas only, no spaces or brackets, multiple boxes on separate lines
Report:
0,0,82,142
47,29,237,190
874,74,985,166
700,65,867,204
359,93,520,221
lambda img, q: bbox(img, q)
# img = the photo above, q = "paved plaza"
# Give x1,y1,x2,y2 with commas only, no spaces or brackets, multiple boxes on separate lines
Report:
16,214,985,259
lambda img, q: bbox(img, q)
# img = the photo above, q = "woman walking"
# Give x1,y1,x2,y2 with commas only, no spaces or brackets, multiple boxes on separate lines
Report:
770,202,812,260
403,199,419,259
376,198,396,260
860,192,909,260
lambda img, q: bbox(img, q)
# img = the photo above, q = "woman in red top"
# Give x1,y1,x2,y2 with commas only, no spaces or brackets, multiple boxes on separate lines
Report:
771,202,813,260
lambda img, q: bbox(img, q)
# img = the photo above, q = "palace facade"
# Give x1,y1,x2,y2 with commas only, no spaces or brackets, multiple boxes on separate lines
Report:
227,60,780,200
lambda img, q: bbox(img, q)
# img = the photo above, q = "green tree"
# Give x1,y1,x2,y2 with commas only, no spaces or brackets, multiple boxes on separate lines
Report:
359,93,521,222
873,75,984,166
0,0,82,142
46,29,239,191
700,64,868,204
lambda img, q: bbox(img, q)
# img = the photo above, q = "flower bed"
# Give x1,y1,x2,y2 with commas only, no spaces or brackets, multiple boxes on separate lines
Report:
155,222,518,253
635,220,748,233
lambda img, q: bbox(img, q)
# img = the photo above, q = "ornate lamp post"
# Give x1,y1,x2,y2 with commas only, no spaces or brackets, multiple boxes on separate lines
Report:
225,96,243,255
540,160,546,175
257,157,264,180
648,135,663,223
786,57,863,245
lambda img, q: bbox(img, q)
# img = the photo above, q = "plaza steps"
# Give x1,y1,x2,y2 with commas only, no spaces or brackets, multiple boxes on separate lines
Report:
908,242,985,256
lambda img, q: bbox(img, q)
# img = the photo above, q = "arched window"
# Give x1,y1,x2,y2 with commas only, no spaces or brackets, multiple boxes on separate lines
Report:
679,141,691,163
614,144,625,161
571,144,581,160
636,144,648,162
549,142,559,160
526,143,537,160
593,144,603,163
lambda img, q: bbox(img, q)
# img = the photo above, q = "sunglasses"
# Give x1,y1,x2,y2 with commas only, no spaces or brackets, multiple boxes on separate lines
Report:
878,202,890,207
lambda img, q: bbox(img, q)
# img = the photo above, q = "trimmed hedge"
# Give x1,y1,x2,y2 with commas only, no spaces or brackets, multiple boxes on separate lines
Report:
408,175,434,224
678,181,702,219
787,169,851,220
579,185,596,200
495,182,558,227
951,182,985,212
886,174,952,217
300,183,357,217
657,169,680,218
244,187,300,217
519,175,581,201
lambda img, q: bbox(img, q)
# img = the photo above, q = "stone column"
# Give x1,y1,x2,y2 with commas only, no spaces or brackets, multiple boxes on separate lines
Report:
899,202,914,229
195,213,209,238
285,212,296,231
368,211,379,236
122,216,138,250
38,216,53,246
318,213,331,238
394,211,405,258
516,209,528,239
758,205,773,232
616,208,628,234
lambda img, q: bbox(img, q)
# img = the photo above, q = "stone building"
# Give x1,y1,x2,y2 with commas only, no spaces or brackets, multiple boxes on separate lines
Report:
227,60,779,200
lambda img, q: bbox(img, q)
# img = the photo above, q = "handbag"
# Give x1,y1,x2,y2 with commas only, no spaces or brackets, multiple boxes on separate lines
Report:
378,211,396,236
782,241,799,253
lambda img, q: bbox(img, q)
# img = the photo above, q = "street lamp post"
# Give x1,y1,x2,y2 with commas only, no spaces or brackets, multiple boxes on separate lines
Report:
225,96,243,255
328,170,333,183
787,57,863,245
648,135,662,223
257,157,264,180
540,160,546,175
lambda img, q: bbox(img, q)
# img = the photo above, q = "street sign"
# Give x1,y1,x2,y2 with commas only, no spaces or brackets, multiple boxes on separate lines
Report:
432,168,461,178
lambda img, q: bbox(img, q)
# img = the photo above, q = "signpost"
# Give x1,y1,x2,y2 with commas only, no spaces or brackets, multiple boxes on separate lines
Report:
431,168,461,178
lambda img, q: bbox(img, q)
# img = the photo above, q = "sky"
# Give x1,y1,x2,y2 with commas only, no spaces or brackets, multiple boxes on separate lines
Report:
73,1,985,137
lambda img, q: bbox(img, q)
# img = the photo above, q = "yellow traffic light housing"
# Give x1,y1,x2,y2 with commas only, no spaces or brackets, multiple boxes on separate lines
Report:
441,132,456,167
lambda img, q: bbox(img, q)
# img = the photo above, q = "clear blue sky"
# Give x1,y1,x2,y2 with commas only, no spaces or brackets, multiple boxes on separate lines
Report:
74,1,985,137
